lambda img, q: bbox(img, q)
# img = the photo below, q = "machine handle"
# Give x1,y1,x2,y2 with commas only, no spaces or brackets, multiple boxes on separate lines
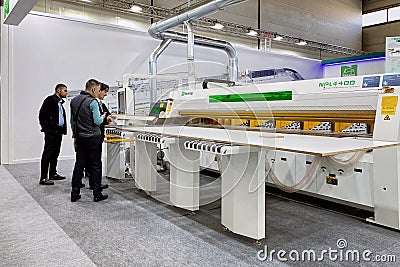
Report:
202,79,235,89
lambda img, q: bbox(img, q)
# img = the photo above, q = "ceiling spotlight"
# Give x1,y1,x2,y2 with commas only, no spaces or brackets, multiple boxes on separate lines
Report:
210,22,224,30
80,0,92,2
273,35,283,41
130,5,143,13
247,30,258,36
296,40,307,46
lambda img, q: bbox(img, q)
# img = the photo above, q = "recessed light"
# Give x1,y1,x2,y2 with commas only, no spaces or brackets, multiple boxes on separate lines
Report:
246,30,258,36
210,23,224,30
297,40,307,46
80,0,92,3
273,36,283,41
130,5,142,13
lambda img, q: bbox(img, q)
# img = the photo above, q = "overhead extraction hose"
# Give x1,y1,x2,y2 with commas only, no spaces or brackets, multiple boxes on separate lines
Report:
266,156,322,193
326,151,366,168
214,149,365,193
215,151,321,193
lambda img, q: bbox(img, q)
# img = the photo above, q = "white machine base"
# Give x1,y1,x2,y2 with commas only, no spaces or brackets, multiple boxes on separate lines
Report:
169,140,200,211
106,142,126,179
221,149,266,240
135,139,157,192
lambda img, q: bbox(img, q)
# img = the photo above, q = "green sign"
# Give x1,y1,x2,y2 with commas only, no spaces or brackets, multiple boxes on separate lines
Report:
4,0,9,19
209,91,292,103
341,65,357,77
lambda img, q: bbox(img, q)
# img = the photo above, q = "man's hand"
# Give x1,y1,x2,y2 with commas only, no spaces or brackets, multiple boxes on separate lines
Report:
106,115,114,123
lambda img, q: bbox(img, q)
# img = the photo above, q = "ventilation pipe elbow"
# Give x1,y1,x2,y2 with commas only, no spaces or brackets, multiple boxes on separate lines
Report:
148,0,246,83
149,39,172,69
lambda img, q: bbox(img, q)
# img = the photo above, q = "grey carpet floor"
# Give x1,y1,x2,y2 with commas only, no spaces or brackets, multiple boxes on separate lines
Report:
0,165,95,267
2,160,400,266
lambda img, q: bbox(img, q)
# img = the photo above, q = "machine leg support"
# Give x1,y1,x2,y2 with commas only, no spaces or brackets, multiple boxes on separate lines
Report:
373,147,400,230
169,141,200,211
135,140,157,192
221,150,266,240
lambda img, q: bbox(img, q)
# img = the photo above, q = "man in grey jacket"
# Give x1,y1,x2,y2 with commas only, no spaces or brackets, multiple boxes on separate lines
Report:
70,79,112,202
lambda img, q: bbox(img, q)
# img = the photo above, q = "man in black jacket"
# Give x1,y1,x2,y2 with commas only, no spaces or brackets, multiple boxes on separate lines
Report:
98,83,112,139
38,84,68,185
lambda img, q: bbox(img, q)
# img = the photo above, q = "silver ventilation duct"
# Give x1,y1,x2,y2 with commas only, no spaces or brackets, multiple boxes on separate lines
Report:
161,31,238,82
147,0,247,104
148,0,247,40
149,39,173,106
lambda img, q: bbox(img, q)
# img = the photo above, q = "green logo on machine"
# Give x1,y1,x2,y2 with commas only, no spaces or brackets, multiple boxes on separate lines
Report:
341,65,358,77
181,91,193,96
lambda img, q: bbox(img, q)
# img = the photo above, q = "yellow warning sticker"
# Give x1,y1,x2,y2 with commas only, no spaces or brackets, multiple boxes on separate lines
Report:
384,115,390,120
381,96,398,115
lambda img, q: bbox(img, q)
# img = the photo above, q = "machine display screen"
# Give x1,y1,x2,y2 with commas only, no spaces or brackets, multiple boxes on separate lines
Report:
118,91,126,114
362,76,381,88
250,69,276,78
383,74,400,86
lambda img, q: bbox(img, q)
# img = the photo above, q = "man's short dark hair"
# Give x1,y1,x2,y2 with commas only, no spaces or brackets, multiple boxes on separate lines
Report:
100,82,109,92
85,79,100,91
55,83,67,92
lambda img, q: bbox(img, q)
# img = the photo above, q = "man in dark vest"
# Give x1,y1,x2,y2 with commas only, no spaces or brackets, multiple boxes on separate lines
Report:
85,82,113,190
38,83,68,185
70,79,111,202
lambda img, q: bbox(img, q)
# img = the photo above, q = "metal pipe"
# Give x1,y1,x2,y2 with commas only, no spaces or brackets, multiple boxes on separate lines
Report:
186,21,194,61
149,39,172,105
148,0,246,83
185,21,196,90
162,31,238,82
148,0,246,39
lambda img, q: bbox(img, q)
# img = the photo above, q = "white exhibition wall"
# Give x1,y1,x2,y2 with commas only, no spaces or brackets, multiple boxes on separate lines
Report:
1,12,322,163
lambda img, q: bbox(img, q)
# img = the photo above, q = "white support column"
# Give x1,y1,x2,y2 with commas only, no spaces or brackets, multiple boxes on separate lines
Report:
0,13,12,164
372,146,400,228
169,139,200,211
134,139,157,192
370,86,400,229
221,149,266,240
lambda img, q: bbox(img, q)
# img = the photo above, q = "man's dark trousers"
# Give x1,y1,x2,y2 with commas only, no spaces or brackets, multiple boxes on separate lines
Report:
71,136,103,196
40,131,63,180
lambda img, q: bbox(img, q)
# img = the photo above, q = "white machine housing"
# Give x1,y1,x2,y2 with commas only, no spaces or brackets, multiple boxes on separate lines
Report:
163,74,385,209
121,73,400,239
166,75,381,118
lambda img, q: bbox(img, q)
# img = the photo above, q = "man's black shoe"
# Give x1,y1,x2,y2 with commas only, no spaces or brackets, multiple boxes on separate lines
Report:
94,194,108,202
90,184,109,190
80,183,86,188
49,174,66,180
71,193,81,202
39,179,54,185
